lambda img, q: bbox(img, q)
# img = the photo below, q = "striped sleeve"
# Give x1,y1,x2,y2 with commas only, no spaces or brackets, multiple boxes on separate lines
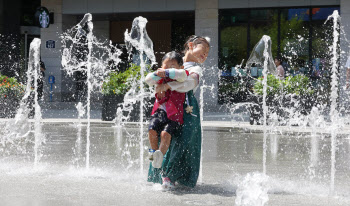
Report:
145,72,161,86
166,69,188,82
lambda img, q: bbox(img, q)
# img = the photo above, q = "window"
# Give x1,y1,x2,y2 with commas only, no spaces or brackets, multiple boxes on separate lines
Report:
218,6,340,104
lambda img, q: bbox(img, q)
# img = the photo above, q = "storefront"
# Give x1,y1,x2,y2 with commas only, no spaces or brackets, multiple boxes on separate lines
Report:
218,6,341,104
57,12,195,102
38,0,349,111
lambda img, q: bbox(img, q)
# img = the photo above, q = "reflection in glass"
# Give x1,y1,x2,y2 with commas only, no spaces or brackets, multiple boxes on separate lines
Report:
311,7,340,105
219,9,248,70
218,6,340,104
250,9,278,59
280,8,309,76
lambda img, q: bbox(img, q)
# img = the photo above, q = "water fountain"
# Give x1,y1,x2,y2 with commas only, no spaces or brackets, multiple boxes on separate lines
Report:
326,10,340,193
0,38,44,166
61,13,122,169
0,11,349,206
124,16,156,174
73,102,85,167
246,35,276,174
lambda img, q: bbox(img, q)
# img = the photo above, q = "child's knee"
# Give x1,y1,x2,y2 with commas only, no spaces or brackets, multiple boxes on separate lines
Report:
149,129,157,136
161,131,171,139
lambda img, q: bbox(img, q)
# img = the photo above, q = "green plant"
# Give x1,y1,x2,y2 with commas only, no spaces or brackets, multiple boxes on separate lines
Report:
283,75,313,95
253,74,283,96
219,82,246,94
101,64,150,96
0,73,26,100
253,74,313,96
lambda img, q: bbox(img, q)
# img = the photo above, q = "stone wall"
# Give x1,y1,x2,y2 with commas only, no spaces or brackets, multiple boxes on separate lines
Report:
195,0,219,113
62,0,195,14
41,0,63,102
41,0,111,102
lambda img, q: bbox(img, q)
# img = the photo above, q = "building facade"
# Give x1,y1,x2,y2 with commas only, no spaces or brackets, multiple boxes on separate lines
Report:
39,0,348,112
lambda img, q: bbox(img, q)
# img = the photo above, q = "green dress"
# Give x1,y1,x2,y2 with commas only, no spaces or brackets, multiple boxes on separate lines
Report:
147,90,201,188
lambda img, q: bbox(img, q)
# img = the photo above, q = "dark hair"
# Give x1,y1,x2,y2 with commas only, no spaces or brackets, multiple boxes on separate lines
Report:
275,57,283,63
183,35,210,54
162,51,183,66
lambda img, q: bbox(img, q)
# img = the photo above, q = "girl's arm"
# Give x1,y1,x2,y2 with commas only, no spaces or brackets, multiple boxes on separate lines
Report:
166,72,200,93
165,66,202,93
157,68,188,82
145,68,188,86
144,72,161,86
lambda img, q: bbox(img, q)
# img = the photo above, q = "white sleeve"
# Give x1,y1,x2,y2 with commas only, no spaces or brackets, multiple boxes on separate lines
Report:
167,73,199,93
144,72,161,86
167,69,188,82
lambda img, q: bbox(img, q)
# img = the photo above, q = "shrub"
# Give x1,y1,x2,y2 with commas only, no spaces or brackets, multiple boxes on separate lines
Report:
253,74,313,96
0,73,26,101
253,74,283,96
101,64,150,96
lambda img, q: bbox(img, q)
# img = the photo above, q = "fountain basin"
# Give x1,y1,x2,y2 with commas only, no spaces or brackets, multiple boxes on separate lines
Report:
0,120,349,205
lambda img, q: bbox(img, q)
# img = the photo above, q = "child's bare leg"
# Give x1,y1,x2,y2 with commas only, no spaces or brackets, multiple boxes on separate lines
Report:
149,129,159,150
159,131,171,155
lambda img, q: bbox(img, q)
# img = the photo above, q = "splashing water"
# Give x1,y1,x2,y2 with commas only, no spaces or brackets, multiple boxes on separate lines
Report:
124,16,156,175
247,35,275,174
114,107,123,152
30,39,44,166
61,13,122,169
246,36,276,76
199,73,215,183
0,38,44,166
326,10,340,194
73,102,85,167
235,172,269,206
261,36,272,174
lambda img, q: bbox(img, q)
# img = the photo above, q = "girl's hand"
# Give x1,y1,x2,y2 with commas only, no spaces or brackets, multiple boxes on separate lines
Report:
155,84,170,95
157,91,166,99
157,68,166,77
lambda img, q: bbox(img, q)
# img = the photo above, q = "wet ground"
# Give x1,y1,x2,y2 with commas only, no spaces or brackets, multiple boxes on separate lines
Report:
0,120,350,206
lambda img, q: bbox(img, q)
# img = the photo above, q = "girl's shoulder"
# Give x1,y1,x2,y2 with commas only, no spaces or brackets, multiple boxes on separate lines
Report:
186,65,202,77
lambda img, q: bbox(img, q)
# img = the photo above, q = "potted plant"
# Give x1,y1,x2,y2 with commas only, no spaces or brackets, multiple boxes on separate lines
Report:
249,74,314,125
101,64,152,121
0,74,26,118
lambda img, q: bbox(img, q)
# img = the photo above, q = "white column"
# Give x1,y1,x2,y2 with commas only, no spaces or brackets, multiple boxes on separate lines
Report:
195,0,219,112
41,0,63,102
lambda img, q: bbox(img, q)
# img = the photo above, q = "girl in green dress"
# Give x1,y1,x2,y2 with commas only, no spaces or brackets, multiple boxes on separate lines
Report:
147,35,210,189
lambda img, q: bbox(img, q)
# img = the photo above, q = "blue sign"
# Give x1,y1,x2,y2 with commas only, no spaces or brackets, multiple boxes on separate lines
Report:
48,75,55,84
46,40,55,48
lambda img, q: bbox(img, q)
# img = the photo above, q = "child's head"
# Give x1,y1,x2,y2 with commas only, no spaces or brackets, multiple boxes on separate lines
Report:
183,35,210,64
274,57,282,66
161,51,184,70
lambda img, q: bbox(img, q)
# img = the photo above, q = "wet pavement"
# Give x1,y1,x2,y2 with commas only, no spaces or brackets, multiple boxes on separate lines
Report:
0,120,350,205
